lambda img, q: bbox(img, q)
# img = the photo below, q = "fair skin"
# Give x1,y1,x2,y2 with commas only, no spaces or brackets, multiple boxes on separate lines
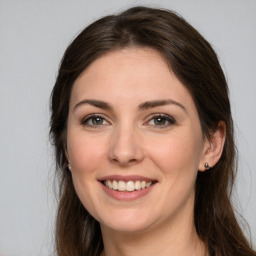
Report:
66,47,225,256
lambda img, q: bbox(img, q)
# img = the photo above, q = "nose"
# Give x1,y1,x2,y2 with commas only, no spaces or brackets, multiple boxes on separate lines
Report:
108,125,144,167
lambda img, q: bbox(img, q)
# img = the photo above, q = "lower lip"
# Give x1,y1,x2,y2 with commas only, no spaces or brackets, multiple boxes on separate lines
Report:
100,182,156,201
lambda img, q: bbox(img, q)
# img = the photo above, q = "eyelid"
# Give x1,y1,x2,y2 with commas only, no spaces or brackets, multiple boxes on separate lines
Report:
80,113,110,126
144,113,176,127
80,113,176,128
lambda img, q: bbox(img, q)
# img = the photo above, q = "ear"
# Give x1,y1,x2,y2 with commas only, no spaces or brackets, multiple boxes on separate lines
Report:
198,121,226,171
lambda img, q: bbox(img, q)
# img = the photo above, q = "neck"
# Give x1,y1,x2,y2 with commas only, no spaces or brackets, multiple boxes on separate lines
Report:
100,207,206,256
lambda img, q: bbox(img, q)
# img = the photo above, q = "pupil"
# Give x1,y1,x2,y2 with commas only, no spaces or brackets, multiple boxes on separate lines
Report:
155,117,165,125
93,117,103,125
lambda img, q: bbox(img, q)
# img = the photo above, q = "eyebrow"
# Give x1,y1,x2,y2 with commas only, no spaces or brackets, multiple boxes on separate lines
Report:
73,99,187,113
73,99,112,112
138,99,187,113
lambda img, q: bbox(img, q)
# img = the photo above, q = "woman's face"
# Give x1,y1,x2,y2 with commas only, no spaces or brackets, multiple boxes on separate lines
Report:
67,48,209,233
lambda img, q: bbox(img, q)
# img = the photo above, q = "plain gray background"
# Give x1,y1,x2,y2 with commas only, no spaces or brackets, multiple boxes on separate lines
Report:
0,0,255,255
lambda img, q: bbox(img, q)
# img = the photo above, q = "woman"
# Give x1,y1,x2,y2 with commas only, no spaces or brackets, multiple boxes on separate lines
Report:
50,6,256,256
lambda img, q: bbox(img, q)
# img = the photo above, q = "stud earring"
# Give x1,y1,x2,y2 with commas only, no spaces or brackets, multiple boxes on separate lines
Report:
204,163,210,169
68,164,71,171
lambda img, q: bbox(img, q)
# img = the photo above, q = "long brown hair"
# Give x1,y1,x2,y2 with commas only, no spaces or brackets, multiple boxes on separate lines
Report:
50,6,256,256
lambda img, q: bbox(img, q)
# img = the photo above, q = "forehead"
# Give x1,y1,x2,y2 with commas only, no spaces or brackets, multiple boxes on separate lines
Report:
70,47,195,110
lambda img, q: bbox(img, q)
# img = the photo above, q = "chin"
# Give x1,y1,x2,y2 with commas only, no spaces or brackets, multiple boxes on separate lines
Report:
98,209,156,233
101,220,152,233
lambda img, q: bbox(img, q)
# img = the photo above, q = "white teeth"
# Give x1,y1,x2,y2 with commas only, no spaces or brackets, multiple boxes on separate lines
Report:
118,181,126,191
106,180,112,189
126,181,135,191
146,182,152,188
104,180,153,192
112,180,118,190
134,180,141,190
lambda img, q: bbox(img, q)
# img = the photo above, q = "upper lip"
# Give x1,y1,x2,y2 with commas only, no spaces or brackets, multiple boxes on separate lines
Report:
98,175,157,182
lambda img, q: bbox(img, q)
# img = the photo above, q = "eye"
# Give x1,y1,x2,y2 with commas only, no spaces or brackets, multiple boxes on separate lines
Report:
147,114,176,128
81,114,109,127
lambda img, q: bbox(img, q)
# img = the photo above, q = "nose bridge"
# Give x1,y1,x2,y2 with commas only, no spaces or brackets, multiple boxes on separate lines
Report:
109,120,143,166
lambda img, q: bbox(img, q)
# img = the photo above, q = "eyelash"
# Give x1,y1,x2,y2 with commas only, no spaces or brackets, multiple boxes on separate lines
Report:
146,114,176,128
80,113,176,128
81,114,109,128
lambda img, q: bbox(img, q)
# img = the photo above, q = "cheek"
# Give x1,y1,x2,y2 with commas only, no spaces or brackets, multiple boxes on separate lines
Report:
148,131,203,176
147,133,203,215
66,132,107,217
67,131,107,176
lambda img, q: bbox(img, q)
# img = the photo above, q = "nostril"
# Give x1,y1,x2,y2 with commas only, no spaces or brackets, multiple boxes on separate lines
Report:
128,158,137,163
111,157,140,166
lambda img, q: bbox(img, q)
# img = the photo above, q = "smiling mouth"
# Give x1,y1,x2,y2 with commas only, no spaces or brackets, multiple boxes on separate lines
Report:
103,180,156,192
